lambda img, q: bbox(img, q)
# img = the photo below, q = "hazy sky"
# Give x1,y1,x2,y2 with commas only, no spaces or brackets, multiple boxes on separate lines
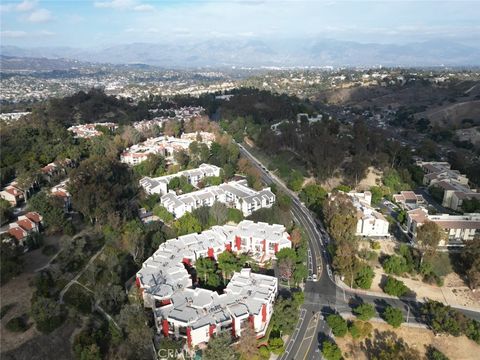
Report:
1,0,480,48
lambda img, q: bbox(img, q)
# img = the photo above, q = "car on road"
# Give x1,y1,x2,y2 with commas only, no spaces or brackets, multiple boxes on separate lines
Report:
312,274,317,281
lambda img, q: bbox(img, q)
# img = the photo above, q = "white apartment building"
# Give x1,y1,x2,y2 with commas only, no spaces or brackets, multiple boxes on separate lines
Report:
161,179,275,218
407,207,480,246
136,221,291,347
347,191,390,238
121,136,194,166
140,164,221,196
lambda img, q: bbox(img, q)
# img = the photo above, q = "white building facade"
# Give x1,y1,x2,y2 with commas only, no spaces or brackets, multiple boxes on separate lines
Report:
161,179,275,218
348,191,390,238
136,221,291,347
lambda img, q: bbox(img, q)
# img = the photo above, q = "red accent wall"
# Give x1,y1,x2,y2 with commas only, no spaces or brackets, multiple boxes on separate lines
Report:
208,247,214,258
235,236,241,250
231,317,236,337
187,327,192,348
225,243,232,251
162,319,169,336
262,239,266,252
135,277,141,288
274,243,279,253
262,304,267,322
182,258,191,266
249,315,255,329
209,324,216,337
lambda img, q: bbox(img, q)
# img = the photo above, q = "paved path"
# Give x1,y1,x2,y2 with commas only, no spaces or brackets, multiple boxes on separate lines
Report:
59,245,105,303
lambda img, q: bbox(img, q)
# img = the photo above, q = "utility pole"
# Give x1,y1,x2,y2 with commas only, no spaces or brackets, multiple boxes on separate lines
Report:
406,305,410,323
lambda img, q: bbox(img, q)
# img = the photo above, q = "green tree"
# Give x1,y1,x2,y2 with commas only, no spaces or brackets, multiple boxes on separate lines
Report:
173,213,202,236
133,153,166,177
0,198,13,225
462,198,480,213
121,220,146,265
210,202,228,225
299,184,327,212
195,257,217,284
237,324,259,358
30,296,66,333
69,157,136,224
0,241,24,284
416,221,443,263
461,235,480,290
321,340,342,360
276,248,297,284
152,204,174,223
287,170,304,192
326,314,348,337
383,276,410,297
353,303,376,321
383,255,409,275
217,251,242,282
118,303,152,359
382,306,403,328
425,345,450,360
28,191,66,233
349,320,373,339
227,208,244,223
354,264,374,289
203,332,237,360
268,336,284,355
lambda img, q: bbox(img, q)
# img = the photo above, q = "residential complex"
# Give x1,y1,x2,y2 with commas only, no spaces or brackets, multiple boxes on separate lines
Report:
3,212,43,245
348,191,390,238
136,221,291,347
407,207,480,246
161,179,275,218
418,161,479,211
120,133,214,166
140,164,221,196
393,191,425,210
0,184,25,207
67,122,118,138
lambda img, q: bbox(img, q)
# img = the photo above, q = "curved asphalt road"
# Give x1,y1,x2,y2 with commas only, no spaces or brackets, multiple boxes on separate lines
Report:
237,143,480,360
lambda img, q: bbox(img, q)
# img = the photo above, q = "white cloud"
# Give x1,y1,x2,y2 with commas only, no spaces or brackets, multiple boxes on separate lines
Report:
94,0,136,9
39,30,55,36
26,8,53,23
16,0,38,12
133,4,154,12
94,0,155,12
1,30,28,38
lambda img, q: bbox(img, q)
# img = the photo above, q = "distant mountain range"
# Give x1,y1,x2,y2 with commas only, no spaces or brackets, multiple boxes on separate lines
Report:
2,38,480,68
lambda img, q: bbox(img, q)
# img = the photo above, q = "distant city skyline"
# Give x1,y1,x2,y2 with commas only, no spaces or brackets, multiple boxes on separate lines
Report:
1,0,480,48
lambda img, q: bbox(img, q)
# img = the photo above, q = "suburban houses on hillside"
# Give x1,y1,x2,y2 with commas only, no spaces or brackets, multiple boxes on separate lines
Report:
0,184,24,207
393,191,425,210
161,179,275,218
136,220,291,347
418,161,480,211
407,207,480,246
3,212,43,246
67,122,118,138
120,132,214,166
140,163,221,196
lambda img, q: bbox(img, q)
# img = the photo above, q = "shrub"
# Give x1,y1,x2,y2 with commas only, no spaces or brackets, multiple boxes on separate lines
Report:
322,340,342,360
354,265,375,289
227,208,243,223
370,241,381,250
5,315,29,332
383,276,410,297
425,345,450,360
353,303,376,321
258,346,270,360
382,306,403,328
268,336,284,355
64,284,93,314
383,255,409,275
349,320,373,339
326,314,348,337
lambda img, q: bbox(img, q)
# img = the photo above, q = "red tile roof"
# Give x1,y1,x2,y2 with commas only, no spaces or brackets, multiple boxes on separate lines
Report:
8,226,27,241
17,218,35,231
25,212,42,223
